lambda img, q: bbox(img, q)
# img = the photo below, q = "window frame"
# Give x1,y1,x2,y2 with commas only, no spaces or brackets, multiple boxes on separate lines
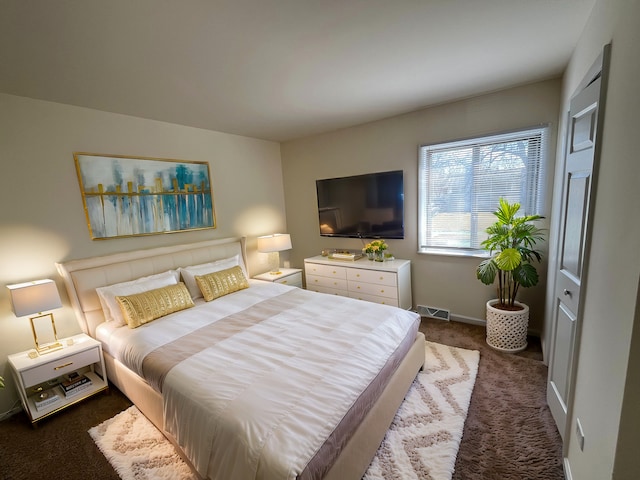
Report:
418,125,549,256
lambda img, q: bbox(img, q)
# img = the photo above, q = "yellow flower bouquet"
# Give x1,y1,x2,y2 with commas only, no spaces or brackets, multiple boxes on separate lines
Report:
363,240,388,260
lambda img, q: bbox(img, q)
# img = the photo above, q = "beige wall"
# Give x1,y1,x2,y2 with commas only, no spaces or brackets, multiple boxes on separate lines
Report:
0,93,286,414
549,0,640,478
281,79,561,330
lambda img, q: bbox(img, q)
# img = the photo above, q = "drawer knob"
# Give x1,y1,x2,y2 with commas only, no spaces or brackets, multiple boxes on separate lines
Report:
357,286,361,289
379,276,384,280
380,289,385,293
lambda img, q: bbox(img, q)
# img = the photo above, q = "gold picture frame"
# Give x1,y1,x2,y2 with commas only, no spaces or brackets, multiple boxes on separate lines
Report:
74,153,216,239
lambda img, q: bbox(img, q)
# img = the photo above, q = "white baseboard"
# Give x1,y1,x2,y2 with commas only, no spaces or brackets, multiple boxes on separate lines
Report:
428,312,542,338
450,313,486,326
563,457,572,480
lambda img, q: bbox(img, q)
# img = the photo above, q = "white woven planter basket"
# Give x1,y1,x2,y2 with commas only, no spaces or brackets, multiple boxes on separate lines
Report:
485,300,529,353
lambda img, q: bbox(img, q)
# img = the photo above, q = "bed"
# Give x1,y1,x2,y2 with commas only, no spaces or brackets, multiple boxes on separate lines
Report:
56,237,425,480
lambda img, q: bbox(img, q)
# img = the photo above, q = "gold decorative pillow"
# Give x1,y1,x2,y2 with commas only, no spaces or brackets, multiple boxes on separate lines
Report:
195,265,249,302
116,282,194,329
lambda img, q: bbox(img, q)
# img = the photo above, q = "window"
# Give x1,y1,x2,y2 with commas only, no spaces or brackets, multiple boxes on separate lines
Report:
418,125,548,254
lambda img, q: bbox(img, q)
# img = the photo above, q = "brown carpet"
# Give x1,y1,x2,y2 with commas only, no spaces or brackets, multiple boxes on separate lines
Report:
0,318,562,480
420,319,563,480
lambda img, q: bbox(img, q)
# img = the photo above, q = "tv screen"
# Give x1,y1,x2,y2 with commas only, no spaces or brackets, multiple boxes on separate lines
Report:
316,170,404,239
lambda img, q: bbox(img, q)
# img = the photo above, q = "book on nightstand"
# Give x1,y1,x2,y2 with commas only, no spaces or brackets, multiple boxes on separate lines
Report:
62,381,93,398
33,389,60,411
60,374,92,397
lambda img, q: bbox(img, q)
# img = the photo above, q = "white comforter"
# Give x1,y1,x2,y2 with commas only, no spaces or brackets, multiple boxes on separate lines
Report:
99,280,419,480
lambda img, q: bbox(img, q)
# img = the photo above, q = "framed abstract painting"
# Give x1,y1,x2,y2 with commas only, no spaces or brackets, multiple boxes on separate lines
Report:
74,153,216,239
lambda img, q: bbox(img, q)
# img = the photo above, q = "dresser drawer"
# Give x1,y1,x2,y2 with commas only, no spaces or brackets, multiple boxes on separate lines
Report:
304,262,347,279
307,285,350,297
346,268,397,286
306,274,348,291
348,291,399,307
20,347,100,388
348,280,398,299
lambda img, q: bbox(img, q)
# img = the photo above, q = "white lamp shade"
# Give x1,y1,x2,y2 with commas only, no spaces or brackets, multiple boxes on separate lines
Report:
257,233,292,253
7,279,62,317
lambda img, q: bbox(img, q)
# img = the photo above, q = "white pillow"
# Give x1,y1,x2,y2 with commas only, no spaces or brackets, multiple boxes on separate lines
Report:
179,254,247,299
96,270,180,326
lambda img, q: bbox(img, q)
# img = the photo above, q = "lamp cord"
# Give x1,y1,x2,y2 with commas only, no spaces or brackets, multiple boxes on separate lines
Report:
0,399,21,421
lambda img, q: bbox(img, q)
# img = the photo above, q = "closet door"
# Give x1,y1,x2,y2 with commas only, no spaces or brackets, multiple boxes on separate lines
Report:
547,45,610,441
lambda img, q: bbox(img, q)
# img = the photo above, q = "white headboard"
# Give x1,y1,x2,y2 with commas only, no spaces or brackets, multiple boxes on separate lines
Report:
56,237,247,337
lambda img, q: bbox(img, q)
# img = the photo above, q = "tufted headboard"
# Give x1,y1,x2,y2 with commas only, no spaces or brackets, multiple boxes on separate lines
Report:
56,237,247,338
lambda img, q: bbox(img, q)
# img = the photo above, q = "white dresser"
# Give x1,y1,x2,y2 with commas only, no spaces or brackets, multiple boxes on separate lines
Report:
304,255,412,309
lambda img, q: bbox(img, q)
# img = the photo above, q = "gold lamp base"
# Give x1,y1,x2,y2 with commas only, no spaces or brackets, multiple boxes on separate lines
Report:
35,341,63,355
30,313,63,355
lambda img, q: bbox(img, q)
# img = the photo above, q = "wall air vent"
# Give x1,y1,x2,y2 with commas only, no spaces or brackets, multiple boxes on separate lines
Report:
416,305,450,321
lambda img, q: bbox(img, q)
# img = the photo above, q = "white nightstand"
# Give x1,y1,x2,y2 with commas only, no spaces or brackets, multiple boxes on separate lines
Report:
7,333,109,424
253,268,303,288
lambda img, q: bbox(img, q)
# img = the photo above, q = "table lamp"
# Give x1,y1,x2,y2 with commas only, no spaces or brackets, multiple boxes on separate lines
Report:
7,279,63,355
257,233,292,275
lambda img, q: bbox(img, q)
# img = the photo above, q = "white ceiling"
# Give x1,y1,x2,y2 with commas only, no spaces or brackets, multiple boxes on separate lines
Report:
0,1,595,142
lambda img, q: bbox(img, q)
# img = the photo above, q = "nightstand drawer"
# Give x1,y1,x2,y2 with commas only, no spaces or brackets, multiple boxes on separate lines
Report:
20,347,100,388
275,271,303,287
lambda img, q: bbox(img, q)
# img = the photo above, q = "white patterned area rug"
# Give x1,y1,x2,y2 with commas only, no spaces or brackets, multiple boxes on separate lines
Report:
89,341,479,480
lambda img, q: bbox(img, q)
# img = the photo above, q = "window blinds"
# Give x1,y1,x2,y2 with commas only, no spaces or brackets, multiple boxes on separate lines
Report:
418,125,548,251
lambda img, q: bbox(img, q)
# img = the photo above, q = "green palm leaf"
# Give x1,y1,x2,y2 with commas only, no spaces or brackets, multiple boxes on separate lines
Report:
495,248,521,271
476,258,498,285
476,198,545,305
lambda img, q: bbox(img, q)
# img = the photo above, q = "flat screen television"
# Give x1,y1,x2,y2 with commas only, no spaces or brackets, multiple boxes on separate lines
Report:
316,170,404,239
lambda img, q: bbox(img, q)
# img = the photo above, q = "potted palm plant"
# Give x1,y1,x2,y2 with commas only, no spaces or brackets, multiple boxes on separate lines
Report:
476,198,544,352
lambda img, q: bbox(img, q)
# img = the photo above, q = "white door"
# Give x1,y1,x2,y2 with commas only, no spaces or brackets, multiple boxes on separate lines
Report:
547,46,610,440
